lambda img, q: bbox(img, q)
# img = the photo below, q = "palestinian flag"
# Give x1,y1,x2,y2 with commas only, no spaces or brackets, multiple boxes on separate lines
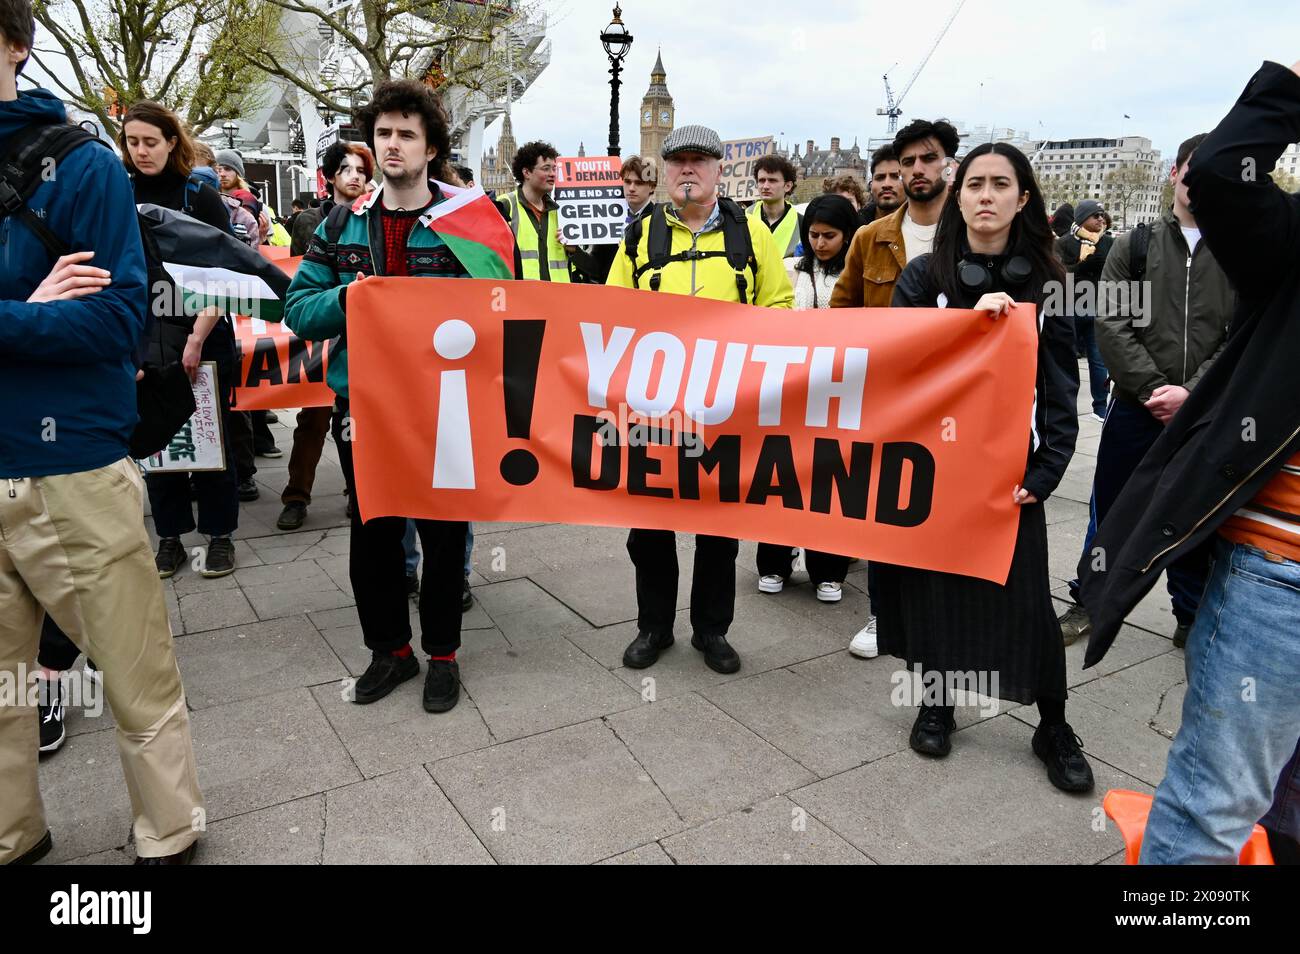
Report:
419,180,516,279
138,203,293,322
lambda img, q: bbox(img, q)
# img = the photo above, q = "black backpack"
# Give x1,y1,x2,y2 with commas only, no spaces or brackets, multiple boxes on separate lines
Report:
0,121,196,458
623,196,758,303
1128,221,1151,283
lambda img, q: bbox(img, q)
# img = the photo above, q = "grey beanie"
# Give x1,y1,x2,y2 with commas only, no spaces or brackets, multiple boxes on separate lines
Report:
1074,199,1105,226
214,149,245,179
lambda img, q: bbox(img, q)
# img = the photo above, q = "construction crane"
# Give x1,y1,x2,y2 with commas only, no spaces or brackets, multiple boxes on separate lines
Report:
877,0,968,133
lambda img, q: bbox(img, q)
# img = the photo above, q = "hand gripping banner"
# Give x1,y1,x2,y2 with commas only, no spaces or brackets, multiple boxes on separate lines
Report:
344,279,1039,583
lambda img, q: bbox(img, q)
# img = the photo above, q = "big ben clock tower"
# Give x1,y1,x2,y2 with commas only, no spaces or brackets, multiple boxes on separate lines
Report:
639,49,674,201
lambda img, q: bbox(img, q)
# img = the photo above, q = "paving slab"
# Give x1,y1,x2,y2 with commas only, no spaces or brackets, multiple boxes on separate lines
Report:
429,720,682,864
661,795,873,865
239,559,354,620
36,726,133,863
176,587,258,636
1074,652,1187,738
188,688,361,822
322,767,493,864
472,577,589,643
458,638,642,742
172,615,347,710
309,678,493,779
607,693,816,825
596,842,676,865
792,714,1140,864
200,795,325,864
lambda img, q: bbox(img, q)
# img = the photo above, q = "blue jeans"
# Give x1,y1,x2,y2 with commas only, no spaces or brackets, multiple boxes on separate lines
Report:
1073,316,1109,416
405,520,473,576
1141,537,1300,863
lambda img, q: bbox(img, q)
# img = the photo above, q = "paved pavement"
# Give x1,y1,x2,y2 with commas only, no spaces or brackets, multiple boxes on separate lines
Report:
38,363,1187,864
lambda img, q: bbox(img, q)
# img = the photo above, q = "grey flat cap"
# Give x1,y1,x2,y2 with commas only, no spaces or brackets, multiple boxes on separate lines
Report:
661,124,723,159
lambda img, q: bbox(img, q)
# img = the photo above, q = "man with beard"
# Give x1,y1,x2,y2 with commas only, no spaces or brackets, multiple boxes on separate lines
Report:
276,142,374,531
863,143,904,225
830,118,957,660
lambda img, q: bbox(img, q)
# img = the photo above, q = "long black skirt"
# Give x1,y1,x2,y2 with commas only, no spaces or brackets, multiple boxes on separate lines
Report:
873,501,1067,706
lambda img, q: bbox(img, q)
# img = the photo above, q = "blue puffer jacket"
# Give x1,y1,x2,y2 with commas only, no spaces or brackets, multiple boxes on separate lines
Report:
0,88,148,479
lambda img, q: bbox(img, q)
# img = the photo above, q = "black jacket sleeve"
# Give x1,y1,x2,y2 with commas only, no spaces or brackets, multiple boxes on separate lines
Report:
890,254,935,307
1184,61,1300,301
1022,309,1080,502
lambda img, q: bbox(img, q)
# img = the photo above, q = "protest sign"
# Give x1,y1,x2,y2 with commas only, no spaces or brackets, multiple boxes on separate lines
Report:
142,361,226,473
555,155,626,245
232,314,336,411
718,137,776,200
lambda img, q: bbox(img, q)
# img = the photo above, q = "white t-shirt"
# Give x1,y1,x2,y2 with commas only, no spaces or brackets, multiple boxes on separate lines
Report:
901,212,938,263
1181,225,1202,256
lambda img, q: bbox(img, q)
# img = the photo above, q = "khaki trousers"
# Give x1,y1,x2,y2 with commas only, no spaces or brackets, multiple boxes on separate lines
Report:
0,458,204,862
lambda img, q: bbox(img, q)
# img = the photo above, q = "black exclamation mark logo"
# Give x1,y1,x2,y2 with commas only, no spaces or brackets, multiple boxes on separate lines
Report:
500,319,546,486
564,159,573,180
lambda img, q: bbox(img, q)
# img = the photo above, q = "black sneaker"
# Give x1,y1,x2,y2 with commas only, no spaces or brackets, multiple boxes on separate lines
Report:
622,630,674,669
37,677,66,754
265,410,279,425
353,651,419,704
909,705,955,757
1173,622,1191,649
201,536,236,578
134,842,197,865
238,478,260,501
423,659,461,713
461,576,473,612
276,502,307,531
690,632,740,674
1032,721,1095,793
406,570,420,601
155,537,186,578
255,442,282,459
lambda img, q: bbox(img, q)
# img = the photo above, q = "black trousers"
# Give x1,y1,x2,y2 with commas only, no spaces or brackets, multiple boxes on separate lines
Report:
230,410,256,483
756,543,851,585
626,529,738,639
37,615,81,671
333,398,464,656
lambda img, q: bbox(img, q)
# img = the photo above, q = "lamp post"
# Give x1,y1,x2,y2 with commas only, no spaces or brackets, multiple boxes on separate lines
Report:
221,120,239,149
599,4,633,157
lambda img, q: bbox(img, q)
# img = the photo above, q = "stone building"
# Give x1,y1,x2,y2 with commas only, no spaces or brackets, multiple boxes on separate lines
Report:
479,112,519,197
638,50,675,202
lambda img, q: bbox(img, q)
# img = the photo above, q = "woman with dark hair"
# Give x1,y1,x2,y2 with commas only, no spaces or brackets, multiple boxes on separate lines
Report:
756,194,860,602
121,100,242,579
880,142,1093,793
784,193,857,309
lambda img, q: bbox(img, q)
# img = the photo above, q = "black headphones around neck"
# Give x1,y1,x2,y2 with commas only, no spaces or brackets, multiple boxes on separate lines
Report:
958,253,1032,295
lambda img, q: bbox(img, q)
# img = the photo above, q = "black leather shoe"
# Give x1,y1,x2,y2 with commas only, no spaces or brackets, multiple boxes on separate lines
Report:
134,841,197,865
909,705,955,757
277,502,307,531
461,576,473,612
691,632,740,674
237,478,260,501
8,830,52,865
622,631,674,669
353,652,419,704
1173,622,1191,649
422,659,460,713
1032,721,1095,793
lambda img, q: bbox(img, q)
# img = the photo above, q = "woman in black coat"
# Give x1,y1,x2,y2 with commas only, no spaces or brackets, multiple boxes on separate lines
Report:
881,141,1094,793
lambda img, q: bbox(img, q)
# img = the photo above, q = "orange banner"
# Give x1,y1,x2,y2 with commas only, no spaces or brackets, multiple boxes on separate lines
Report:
345,279,1039,583
232,315,337,411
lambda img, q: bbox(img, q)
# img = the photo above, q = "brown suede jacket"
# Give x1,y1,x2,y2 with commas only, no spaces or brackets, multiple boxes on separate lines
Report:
829,202,908,308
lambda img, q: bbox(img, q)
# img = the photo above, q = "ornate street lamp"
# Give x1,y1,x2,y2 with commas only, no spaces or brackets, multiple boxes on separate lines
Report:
599,4,633,156
221,120,240,149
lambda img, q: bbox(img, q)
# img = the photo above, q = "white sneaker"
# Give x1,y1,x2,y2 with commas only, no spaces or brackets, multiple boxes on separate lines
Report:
816,582,842,603
758,574,785,594
848,617,879,658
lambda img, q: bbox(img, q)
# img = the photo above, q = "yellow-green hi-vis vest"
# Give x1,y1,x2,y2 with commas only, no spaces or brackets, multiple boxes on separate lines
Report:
501,189,571,282
748,200,801,258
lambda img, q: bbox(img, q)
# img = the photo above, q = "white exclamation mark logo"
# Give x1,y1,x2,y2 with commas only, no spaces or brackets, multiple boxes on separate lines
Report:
432,319,476,489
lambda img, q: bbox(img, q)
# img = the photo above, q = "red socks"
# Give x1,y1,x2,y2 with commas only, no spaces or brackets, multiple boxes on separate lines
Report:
428,653,457,663
390,645,413,659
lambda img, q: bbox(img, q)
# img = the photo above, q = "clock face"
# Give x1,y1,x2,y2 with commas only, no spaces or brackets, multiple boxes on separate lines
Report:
643,110,651,124
660,110,670,123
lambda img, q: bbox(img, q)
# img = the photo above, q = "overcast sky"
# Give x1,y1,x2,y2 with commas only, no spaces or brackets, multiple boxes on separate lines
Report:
507,0,1299,165
24,0,1299,166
